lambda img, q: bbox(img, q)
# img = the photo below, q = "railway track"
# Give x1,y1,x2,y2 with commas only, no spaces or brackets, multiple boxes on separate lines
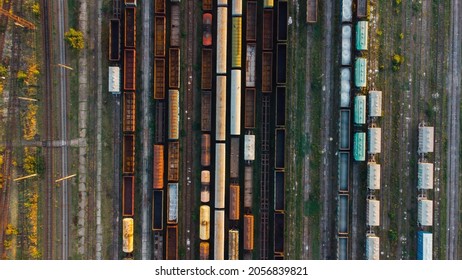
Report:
40,0,54,260
259,95,270,260
0,0,12,61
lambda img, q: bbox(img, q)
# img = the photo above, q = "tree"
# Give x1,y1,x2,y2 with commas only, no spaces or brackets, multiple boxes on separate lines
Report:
32,3,40,16
64,28,84,50
0,64,7,77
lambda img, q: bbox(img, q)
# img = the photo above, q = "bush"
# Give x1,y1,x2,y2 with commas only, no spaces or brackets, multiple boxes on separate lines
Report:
65,28,84,50
0,64,7,77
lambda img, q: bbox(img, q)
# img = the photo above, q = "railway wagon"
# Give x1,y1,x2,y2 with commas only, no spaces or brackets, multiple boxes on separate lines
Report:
201,49,213,90
246,44,256,87
216,6,228,74
274,171,284,211
166,225,178,260
123,134,135,174
155,0,165,14
154,58,166,99
246,1,257,41
217,0,228,7
276,44,287,84
169,48,181,89
216,76,227,141
245,89,256,128
229,230,239,260
232,0,242,16
232,17,242,68
264,0,274,8
338,194,349,234
244,135,255,161
168,90,179,140
340,67,351,107
230,70,241,135
338,236,348,260
200,242,210,260
229,184,240,220
124,0,137,6
338,152,350,192
167,183,178,224
262,52,273,93
274,212,285,254
214,210,225,260
155,102,165,143
356,21,368,51
123,92,135,132
342,0,353,22
152,145,164,189
354,95,366,125
122,218,134,253
201,91,212,132
122,176,135,216
215,143,226,209
123,49,136,91
276,87,286,127
339,109,351,150
243,214,254,250
263,10,273,50
168,141,180,182
355,58,367,88
201,170,210,202
200,205,210,240
306,0,318,23
201,134,211,167
109,19,120,61
152,189,164,230
203,0,212,11
154,16,166,57
275,128,285,169
353,132,366,161
368,127,381,154
230,137,240,179
124,7,136,48
277,1,288,41
170,4,180,47
341,24,352,66
244,166,253,208
357,0,368,18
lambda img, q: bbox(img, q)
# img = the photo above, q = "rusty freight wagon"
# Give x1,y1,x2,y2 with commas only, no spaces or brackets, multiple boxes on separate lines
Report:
200,242,210,260
170,4,180,47
306,0,318,23
123,134,135,174
155,102,165,143
154,16,166,57
201,91,212,131
229,230,239,260
263,10,273,50
262,52,273,93
123,49,136,91
109,19,120,61
246,1,257,41
201,49,213,90
203,0,212,11
244,89,256,128
123,92,135,132
201,134,211,167
244,214,254,250
166,225,178,260
168,90,179,140
155,0,165,14
122,176,135,216
244,166,253,209
153,144,164,189
152,189,164,231
229,184,240,220
154,58,166,99
169,48,180,89
124,7,136,48
168,141,180,182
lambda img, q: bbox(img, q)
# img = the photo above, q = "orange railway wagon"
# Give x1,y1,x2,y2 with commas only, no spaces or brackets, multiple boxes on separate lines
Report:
200,242,210,260
123,92,135,132
263,10,273,50
201,49,213,90
262,52,273,93
154,16,166,57
154,58,166,99
155,0,165,14
244,214,254,250
201,134,211,167
244,89,255,128
169,48,181,89
229,184,240,220
168,141,180,182
201,91,212,132
166,225,178,260
203,0,212,11
153,144,164,189
123,49,136,91
124,7,136,48
122,176,134,216
123,134,135,174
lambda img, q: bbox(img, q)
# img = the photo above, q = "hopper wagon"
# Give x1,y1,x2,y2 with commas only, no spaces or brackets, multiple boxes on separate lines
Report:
166,225,178,260
229,230,239,260
262,52,273,93
155,0,165,14
244,166,253,209
243,214,254,250
232,17,242,68
230,137,240,179
169,48,181,89
246,1,257,41
153,144,164,189
122,218,134,253
124,7,136,48
123,49,136,91
154,58,166,99
168,141,180,182
203,0,212,11
123,92,136,132
201,134,211,167
154,16,166,57
201,91,212,132
122,134,135,174
168,89,179,140
201,49,213,90
244,89,256,128
229,184,240,220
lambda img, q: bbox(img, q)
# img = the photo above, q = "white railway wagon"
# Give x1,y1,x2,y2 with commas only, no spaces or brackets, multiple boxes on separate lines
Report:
246,44,256,87
216,7,228,74
232,0,242,16
200,205,210,240
215,143,226,209
231,70,241,135
167,183,178,224
214,210,225,260
216,76,227,141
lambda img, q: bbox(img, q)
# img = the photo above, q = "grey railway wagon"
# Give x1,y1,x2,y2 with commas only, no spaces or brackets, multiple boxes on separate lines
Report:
170,4,180,47
230,137,240,179
274,171,284,211
244,166,253,209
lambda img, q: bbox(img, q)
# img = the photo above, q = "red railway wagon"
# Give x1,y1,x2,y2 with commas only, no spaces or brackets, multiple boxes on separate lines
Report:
123,49,136,91
246,1,257,41
169,48,180,89
153,144,164,189
168,141,179,182
244,89,255,129
154,16,166,57
154,58,166,99
124,7,136,48
123,92,135,132
109,19,120,61
201,49,213,90
262,52,273,93
201,91,211,132
155,0,165,14
123,134,135,174
122,176,134,216
166,225,178,260
263,10,273,50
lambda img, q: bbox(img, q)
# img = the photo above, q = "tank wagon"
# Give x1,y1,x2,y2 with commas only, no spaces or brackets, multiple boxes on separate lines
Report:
214,210,225,260
341,0,352,22
122,176,135,216
109,19,120,61
216,76,227,141
200,242,210,260
201,170,210,203
152,190,164,231
215,143,226,209
154,16,166,57
232,17,242,68
216,6,228,74
123,92,136,132
122,218,134,253
264,0,274,9
200,205,210,240
231,70,242,135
